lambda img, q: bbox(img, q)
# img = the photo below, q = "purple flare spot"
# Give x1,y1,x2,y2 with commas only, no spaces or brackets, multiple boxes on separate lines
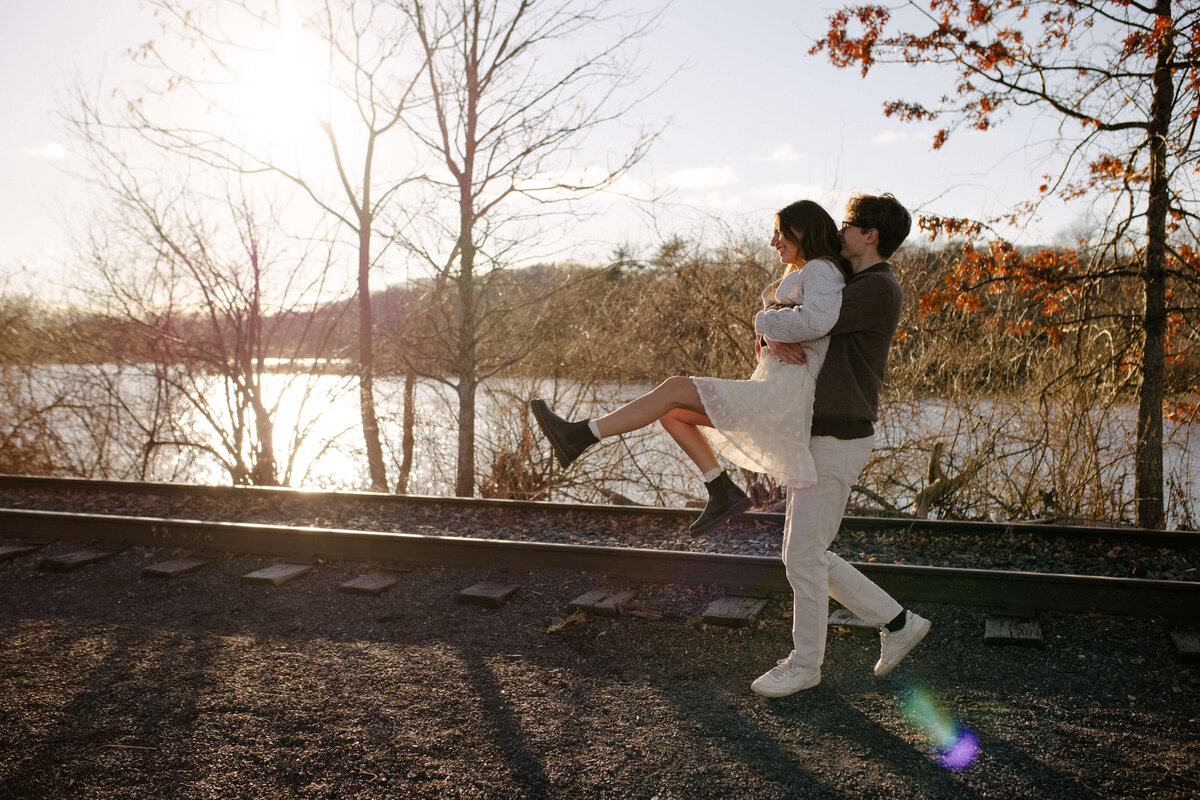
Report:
939,730,980,770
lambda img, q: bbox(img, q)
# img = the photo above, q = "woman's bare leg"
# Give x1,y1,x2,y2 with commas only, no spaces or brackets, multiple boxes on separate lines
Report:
660,408,720,475
593,376,707,438
589,380,748,536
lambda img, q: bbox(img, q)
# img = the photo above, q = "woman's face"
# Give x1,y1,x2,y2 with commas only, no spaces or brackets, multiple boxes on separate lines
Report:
771,222,803,266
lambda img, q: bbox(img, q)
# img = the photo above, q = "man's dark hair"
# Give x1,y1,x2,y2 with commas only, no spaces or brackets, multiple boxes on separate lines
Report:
844,193,911,258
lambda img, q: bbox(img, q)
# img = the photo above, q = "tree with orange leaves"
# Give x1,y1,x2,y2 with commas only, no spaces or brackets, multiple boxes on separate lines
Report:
814,0,1200,528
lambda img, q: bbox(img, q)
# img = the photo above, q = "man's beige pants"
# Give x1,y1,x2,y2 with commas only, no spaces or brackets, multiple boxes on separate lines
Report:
783,434,903,667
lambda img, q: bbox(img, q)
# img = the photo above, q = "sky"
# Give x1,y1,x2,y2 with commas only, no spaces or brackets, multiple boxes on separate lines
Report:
0,0,1080,302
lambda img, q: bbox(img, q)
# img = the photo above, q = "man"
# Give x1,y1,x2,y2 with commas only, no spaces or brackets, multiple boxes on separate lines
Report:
750,192,930,697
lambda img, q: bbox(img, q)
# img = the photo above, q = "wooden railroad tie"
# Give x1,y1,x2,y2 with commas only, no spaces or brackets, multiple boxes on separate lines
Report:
567,587,636,617
340,562,414,596
142,555,212,578
983,609,1044,647
827,608,880,636
38,549,120,573
458,579,522,608
701,596,767,627
458,569,524,608
702,586,771,628
240,563,313,587
0,544,43,562
340,570,403,597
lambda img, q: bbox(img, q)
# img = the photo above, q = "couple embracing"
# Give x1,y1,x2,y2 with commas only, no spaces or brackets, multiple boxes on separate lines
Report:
531,193,930,697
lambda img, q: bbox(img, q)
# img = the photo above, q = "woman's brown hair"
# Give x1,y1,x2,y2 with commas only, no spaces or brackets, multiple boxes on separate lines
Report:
776,200,851,279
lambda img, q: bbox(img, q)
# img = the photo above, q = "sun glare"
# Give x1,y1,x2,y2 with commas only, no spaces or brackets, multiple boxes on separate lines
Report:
228,21,327,152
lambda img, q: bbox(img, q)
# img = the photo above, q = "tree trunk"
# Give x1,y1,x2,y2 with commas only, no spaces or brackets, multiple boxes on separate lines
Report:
455,231,477,497
396,369,416,493
248,239,277,486
1135,0,1173,529
250,402,278,486
357,219,388,491
456,372,477,497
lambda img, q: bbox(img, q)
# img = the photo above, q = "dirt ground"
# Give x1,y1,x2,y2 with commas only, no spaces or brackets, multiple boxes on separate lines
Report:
0,542,1197,800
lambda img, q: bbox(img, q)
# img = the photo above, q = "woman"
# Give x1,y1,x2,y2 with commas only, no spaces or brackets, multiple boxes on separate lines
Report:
530,199,850,535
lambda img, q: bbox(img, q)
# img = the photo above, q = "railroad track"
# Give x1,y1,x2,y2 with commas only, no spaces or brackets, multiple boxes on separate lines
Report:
1,502,1197,624
1,473,1195,549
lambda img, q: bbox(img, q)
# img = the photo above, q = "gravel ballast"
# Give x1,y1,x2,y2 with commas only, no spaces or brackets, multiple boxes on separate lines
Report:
0,540,1197,800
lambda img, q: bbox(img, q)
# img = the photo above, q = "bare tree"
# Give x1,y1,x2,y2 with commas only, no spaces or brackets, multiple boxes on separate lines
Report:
0,295,95,476
83,190,349,485
94,0,432,490
399,0,658,495
64,95,351,485
813,0,1200,527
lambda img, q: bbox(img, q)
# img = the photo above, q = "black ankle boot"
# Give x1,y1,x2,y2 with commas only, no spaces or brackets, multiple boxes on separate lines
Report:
689,472,752,535
529,398,599,469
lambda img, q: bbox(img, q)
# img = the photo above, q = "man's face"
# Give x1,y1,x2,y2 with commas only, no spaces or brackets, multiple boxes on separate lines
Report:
839,221,870,258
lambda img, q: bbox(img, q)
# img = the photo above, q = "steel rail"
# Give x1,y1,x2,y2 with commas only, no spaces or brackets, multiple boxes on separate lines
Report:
2,507,1197,622
1,474,1196,549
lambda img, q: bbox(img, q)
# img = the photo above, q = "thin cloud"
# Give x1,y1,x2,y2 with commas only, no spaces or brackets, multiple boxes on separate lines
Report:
871,130,912,145
759,182,838,208
667,165,738,191
757,144,805,165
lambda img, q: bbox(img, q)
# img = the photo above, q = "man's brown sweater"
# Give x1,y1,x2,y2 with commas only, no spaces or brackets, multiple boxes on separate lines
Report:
810,263,903,439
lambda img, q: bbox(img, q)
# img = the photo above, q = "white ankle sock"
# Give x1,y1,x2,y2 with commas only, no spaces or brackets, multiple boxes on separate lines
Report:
587,419,601,439
702,467,723,483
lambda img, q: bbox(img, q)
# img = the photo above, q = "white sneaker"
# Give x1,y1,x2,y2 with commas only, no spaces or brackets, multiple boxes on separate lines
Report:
874,611,932,676
751,652,821,697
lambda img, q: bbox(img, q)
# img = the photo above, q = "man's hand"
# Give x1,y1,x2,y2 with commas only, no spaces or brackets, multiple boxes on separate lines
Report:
761,277,783,306
765,338,808,365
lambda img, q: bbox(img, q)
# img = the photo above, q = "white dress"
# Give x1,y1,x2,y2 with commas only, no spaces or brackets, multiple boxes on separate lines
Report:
693,259,845,488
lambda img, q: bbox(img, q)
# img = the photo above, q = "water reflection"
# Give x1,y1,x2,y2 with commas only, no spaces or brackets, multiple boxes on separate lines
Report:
175,371,690,503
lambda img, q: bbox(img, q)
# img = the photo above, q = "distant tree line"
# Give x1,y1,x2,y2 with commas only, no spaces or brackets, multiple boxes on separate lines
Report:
6,236,1199,403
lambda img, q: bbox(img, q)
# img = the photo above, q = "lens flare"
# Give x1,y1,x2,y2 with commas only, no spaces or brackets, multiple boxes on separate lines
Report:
895,682,979,770
940,729,980,770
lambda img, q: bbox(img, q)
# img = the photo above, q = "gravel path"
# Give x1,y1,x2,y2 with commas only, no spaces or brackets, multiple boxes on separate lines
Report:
0,540,1197,800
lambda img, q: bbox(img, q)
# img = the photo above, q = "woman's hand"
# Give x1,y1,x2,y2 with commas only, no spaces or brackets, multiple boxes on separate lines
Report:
765,338,808,365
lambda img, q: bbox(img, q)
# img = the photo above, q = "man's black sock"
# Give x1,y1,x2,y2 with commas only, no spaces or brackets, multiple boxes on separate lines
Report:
885,611,907,632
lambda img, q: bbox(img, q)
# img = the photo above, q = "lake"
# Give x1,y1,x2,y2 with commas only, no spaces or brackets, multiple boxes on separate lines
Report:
4,363,1197,528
